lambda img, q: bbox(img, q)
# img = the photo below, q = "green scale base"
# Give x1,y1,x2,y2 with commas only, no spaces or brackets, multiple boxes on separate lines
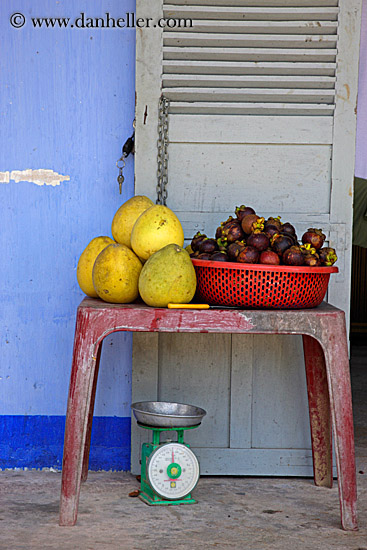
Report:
138,424,200,506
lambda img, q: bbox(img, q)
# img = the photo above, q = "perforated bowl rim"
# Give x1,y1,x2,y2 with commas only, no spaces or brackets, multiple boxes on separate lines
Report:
191,258,338,274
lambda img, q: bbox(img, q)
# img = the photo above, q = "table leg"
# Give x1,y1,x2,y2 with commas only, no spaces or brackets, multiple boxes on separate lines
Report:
59,309,101,526
302,335,333,488
321,316,358,531
81,342,102,483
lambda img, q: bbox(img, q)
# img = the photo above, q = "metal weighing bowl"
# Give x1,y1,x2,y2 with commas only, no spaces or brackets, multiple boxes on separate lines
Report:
131,401,207,428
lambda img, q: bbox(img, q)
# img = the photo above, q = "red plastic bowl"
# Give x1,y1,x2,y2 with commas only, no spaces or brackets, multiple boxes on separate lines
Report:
191,259,338,309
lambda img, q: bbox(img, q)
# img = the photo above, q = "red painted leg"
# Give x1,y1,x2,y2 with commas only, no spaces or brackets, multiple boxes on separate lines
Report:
81,343,102,483
302,335,333,488
320,314,358,531
59,308,101,526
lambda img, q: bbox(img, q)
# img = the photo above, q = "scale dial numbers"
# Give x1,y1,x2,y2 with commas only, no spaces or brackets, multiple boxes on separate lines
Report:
147,443,200,500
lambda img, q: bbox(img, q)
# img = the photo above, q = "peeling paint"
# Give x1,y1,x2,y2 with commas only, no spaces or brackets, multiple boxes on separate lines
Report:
0,169,70,187
337,83,351,103
344,83,351,101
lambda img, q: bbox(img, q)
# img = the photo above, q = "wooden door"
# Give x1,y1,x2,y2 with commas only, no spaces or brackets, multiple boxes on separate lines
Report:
131,0,361,475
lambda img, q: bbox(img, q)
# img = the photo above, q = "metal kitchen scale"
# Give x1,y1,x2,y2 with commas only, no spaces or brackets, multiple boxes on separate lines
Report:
131,401,206,506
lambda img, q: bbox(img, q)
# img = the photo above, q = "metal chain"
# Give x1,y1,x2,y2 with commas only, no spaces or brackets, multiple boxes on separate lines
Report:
156,95,170,205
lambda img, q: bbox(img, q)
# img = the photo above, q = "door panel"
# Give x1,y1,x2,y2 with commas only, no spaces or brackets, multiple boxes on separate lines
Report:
158,333,232,448
132,0,361,475
167,143,332,214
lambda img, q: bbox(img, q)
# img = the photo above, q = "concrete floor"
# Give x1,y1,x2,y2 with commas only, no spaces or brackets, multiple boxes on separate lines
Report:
1,346,366,550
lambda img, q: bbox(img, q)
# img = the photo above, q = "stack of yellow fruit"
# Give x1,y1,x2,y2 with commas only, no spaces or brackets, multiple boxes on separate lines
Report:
76,196,197,307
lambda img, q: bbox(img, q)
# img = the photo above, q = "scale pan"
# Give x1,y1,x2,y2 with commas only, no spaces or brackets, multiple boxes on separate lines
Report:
131,401,207,428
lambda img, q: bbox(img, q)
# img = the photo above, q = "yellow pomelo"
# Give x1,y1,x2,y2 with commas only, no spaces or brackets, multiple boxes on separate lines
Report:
77,236,115,297
131,205,184,261
111,195,154,248
139,244,197,307
92,243,142,303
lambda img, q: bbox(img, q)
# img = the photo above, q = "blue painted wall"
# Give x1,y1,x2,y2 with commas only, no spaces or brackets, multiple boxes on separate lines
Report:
0,0,136,469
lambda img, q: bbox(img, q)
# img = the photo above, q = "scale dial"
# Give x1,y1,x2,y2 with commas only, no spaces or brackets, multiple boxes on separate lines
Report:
147,442,200,500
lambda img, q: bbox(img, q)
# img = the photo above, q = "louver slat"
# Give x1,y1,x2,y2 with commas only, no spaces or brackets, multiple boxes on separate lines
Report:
166,0,338,6
168,102,334,115
163,75,336,89
162,1,338,115
164,33,337,49
163,47,337,62
163,61,336,76
163,6,339,20
166,88,335,103
163,20,338,34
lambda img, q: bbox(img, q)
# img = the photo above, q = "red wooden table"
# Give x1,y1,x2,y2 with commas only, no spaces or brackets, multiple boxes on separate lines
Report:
59,298,357,530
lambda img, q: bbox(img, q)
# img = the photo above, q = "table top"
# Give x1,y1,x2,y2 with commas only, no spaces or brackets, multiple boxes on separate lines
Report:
78,298,345,337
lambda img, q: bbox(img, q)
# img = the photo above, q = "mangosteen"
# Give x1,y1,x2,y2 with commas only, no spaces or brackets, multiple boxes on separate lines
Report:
215,216,236,240
247,232,270,251
241,214,264,235
235,205,256,222
211,251,229,262
291,234,299,244
281,222,296,237
318,247,338,266
264,224,280,240
259,249,280,265
279,232,298,245
217,238,228,251
271,234,294,257
198,238,218,254
222,219,245,244
303,253,321,267
300,243,316,256
191,232,207,252
215,225,223,240
196,253,213,260
283,246,305,266
227,241,246,261
265,216,282,230
302,228,326,250
237,245,259,264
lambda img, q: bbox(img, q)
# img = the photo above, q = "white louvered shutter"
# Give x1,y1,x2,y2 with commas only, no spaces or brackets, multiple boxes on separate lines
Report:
135,0,361,316
132,0,362,476
162,1,338,116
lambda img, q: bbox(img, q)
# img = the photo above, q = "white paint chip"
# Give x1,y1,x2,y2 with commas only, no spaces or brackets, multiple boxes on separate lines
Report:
0,169,70,187
0,171,10,183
